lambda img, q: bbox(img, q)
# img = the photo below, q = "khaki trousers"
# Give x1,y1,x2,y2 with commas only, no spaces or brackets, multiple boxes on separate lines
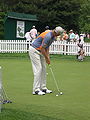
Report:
29,46,47,92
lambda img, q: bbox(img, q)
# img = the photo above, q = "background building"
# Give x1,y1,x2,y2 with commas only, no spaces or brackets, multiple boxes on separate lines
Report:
4,12,38,40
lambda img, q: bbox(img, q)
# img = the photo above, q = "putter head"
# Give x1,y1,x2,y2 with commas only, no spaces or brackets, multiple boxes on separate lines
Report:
57,91,63,96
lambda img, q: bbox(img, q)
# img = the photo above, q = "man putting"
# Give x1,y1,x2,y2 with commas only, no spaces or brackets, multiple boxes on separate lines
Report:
29,26,64,95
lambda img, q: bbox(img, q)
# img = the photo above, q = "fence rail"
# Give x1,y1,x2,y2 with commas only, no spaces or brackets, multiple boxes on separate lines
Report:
0,40,90,56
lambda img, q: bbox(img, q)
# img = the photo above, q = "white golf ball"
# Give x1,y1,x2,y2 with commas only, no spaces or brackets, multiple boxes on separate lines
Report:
46,73,48,75
60,92,63,95
56,94,58,96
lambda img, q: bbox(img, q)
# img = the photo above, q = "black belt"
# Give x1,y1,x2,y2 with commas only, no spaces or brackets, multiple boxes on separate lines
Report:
37,50,41,52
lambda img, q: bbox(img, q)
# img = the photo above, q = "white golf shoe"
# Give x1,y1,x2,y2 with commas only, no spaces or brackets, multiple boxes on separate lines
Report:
33,90,45,95
42,89,52,94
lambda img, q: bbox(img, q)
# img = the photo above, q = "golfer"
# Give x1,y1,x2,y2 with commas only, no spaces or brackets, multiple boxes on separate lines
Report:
29,26,64,95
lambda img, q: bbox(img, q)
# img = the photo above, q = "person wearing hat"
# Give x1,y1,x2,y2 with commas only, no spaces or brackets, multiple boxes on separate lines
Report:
69,29,75,42
29,25,37,43
29,26,64,95
45,26,50,32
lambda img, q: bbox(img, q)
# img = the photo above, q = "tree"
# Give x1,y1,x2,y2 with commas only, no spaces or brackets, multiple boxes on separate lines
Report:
79,0,90,32
0,12,5,39
0,3,8,39
0,0,90,39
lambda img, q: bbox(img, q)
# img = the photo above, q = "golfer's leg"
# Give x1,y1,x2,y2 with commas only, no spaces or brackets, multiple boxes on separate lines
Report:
40,55,47,90
40,56,52,93
29,47,42,92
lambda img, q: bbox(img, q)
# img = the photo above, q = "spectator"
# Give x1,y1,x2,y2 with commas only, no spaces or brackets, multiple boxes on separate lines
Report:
77,44,85,61
61,30,69,54
77,34,85,61
62,30,69,42
69,29,75,42
37,32,40,37
75,32,79,43
45,26,50,32
29,26,37,43
87,33,90,39
25,31,32,49
79,34,84,44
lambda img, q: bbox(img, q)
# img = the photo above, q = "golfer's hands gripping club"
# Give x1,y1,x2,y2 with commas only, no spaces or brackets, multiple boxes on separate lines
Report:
46,57,50,64
40,47,50,64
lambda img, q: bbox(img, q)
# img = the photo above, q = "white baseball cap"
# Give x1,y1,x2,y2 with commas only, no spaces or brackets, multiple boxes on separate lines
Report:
69,29,73,32
54,26,64,35
32,25,35,28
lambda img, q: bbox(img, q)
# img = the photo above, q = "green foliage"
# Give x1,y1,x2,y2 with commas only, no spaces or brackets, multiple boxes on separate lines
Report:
82,23,90,33
79,0,90,33
35,0,82,31
0,12,6,39
0,0,90,38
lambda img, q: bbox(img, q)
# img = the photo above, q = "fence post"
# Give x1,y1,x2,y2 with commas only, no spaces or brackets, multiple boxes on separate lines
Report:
64,41,66,55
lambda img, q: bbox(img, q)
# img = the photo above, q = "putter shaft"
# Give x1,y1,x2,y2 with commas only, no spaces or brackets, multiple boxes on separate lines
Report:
49,65,61,93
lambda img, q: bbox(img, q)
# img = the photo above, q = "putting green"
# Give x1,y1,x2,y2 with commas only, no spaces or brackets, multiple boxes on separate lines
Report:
0,55,90,120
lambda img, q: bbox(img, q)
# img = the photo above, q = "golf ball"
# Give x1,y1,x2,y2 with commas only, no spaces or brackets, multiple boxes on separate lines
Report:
60,92,63,95
56,94,58,96
46,73,48,75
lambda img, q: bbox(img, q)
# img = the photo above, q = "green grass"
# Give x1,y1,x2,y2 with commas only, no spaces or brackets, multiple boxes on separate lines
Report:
0,54,90,120
0,53,29,59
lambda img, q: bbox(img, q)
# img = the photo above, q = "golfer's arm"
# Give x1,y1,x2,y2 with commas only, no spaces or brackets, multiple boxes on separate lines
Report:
41,47,50,64
45,48,50,58
41,47,49,59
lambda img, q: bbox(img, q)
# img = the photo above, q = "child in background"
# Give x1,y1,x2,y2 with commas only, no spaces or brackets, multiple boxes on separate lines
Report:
77,44,85,61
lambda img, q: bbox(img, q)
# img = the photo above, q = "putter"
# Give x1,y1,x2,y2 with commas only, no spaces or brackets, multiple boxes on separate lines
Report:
49,65,63,96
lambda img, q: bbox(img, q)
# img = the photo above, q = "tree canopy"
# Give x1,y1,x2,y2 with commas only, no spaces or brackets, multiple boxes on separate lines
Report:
0,0,90,39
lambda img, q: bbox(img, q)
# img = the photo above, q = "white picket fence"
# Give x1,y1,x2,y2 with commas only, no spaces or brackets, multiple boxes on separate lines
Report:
0,40,27,53
0,40,90,56
50,41,90,56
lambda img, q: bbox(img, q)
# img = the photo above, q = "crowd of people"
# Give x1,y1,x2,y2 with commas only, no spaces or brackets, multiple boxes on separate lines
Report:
57,29,86,43
25,26,90,45
57,29,86,62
